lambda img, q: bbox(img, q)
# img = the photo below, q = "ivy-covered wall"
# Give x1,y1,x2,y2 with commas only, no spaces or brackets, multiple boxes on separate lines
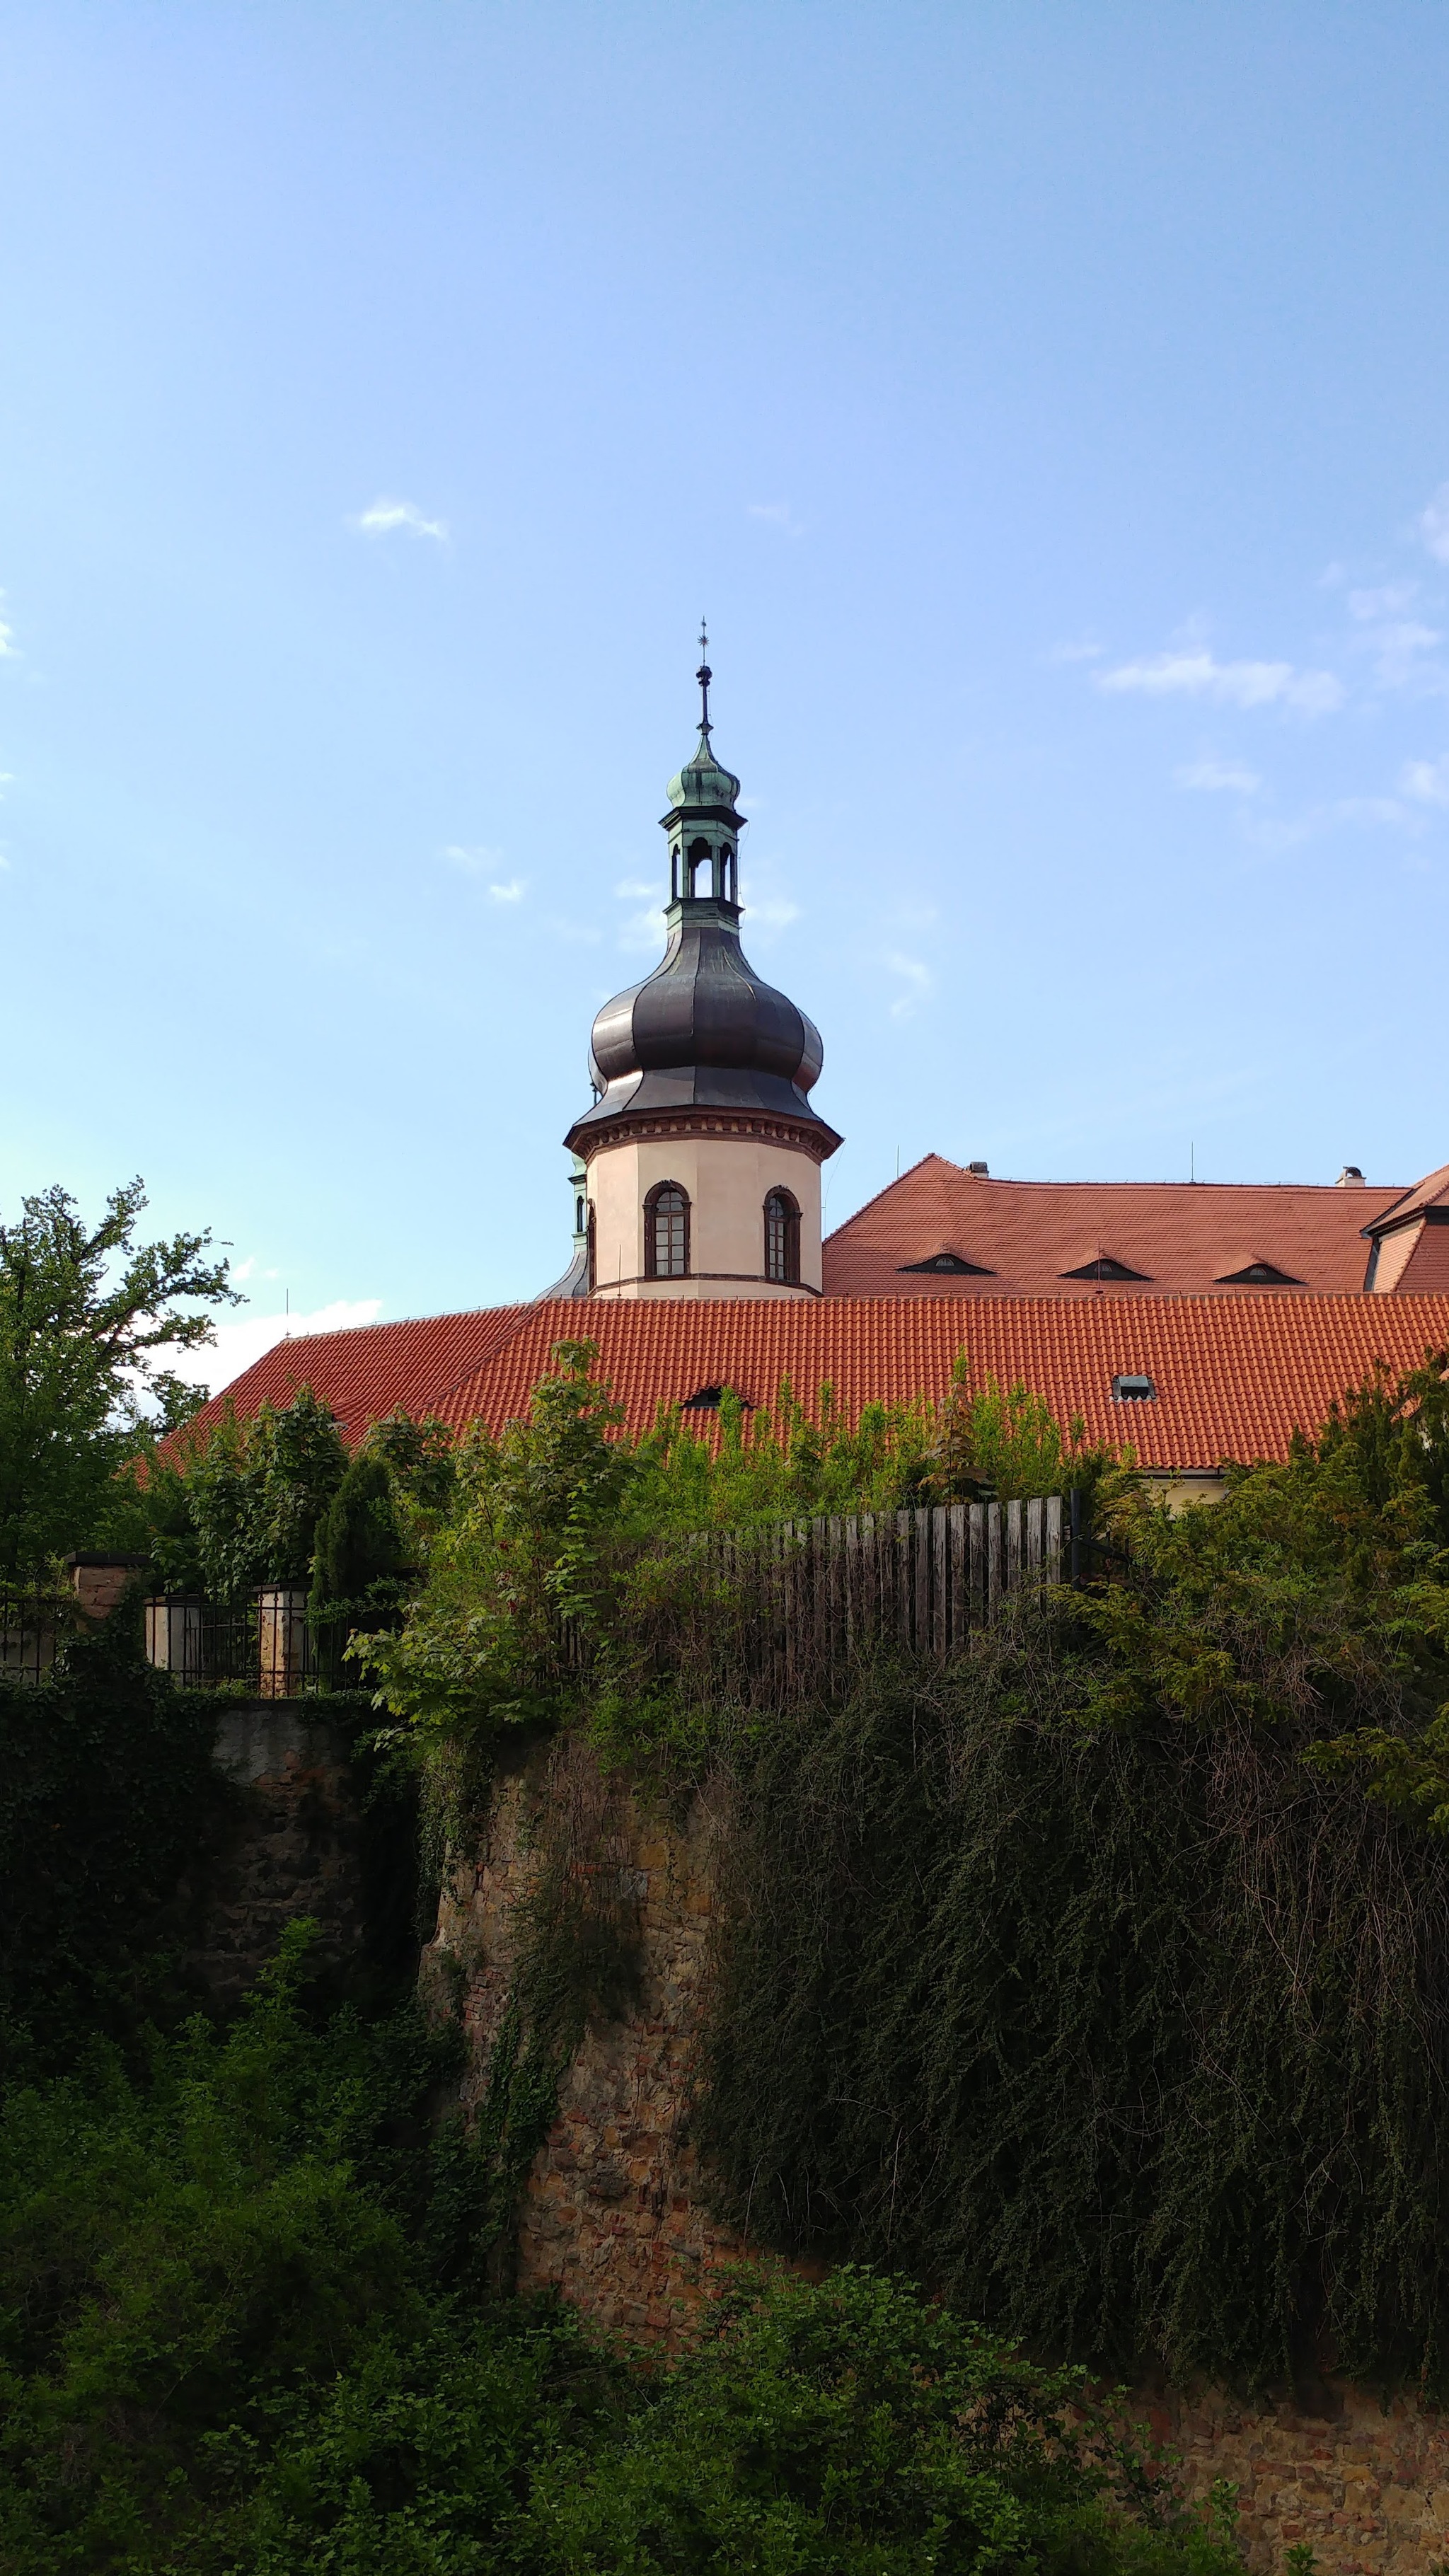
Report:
0,1618,419,2068
431,1728,1449,2576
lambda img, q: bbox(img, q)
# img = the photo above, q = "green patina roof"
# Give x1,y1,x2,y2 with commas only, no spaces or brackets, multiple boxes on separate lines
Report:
666,724,742,814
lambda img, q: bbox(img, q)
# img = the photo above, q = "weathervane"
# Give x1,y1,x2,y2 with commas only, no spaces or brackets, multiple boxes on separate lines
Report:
696,618,712,732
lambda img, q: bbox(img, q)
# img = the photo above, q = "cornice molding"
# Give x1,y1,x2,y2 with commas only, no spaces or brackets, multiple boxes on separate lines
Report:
569,1107,839,1166
591,1272,822,1298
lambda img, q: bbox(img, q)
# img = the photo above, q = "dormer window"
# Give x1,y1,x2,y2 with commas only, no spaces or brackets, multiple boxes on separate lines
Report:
1215,1260,1304,1286
1061,1255,1152,1283
897,1250,993,1276
681,1383,755,1412
764,1188,801,1285
1112,1373,1155,1402
645,1181,690,1279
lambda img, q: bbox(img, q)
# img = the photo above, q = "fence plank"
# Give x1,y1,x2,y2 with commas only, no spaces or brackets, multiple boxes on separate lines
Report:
895,1511,912,1653
948,1504,968,1650
1045,1493,1063,1581
931,1507,947,1658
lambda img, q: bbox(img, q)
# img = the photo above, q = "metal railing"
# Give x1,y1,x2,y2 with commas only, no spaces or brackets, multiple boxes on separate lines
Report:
144,1586,325,1697
0,1592,65,1686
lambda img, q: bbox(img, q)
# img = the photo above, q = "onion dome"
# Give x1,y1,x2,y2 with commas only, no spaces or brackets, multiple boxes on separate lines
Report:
666,729,742,815
565,639,839,1156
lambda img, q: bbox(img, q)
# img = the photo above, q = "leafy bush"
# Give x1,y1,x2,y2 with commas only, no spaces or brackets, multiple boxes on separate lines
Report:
0,1925,545,2572
0,1928,1235,2576
529,2266,1239,2576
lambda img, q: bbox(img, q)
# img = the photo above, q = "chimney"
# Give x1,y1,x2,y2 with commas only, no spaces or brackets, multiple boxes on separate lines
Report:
1336,1165,1366,1186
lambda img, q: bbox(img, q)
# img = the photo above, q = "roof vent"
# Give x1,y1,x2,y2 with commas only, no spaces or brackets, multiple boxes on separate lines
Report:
1112,1373,1155,1402
897,1251,993,1276
1337,1165,1366,1186
966,1160,989,1176
680,1384,755,1412
1215,1260,1304,1287
1061,1255,1152,1283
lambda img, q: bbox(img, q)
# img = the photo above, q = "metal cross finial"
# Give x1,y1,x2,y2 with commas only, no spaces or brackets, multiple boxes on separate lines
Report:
695,618,712,730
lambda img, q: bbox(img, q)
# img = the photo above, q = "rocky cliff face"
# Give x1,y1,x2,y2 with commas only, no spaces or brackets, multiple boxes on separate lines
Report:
427,1737,749,2338
431,1738,1449,2576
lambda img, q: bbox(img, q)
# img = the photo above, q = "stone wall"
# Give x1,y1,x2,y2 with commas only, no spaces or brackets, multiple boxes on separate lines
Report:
185,1702,365,2003
430,1738,1449,2576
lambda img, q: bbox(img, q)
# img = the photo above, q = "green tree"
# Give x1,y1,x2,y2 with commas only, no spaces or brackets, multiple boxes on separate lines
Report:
357,1342,635,1740
152,1388,351,1603
0,1179,234,1578
307,1453,409,1685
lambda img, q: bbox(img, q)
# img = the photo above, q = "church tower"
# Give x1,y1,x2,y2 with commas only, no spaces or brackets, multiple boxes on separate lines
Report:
564,639,841,1300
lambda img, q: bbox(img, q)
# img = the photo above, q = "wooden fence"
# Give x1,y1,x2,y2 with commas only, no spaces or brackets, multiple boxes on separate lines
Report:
646,1494,1066,1704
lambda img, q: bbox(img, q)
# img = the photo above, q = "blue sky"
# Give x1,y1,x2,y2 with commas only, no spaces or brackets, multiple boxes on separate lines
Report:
5,3,1449,1385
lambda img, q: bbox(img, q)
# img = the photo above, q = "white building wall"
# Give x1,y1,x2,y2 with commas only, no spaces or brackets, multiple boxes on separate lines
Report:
587,1130,823,1300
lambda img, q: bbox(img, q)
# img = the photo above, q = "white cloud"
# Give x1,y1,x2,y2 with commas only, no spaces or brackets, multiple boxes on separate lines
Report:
612,877,654,900
1245,795,1410,853
1174,758,1262,795
0,597,19,658
353,496,448,541
1349,582,1419,620
887,952,932,1020
741,891,802,932
442,844,517,897
441,855,507,886
747,501,804,535
1362,620,1443,691
1046,639,1105,664
1099,649,1344,715
173,1299,385,1397
1402,756,1449,807
0,773,13,797
1421,483,1449,564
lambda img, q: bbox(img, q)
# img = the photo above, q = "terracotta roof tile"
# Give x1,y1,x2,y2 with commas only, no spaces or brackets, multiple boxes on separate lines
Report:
1364,1161,1449,1235
191,1291,1449,1477
823,1154,1406,1298
169,1307,529,1457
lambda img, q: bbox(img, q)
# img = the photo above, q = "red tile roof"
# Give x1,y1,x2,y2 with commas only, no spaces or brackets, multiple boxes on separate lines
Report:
1395,1227,1449,1295
822,1154,1404,1298
188,1292,1449,1476
1365,1160,1449,1235
174,1307,529,1452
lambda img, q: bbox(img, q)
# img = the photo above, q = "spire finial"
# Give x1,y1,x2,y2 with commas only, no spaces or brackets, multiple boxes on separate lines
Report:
696,618,712,732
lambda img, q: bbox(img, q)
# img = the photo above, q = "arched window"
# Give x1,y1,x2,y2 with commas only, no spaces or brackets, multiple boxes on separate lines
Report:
645,1182,690,1279
763,1187,800,1286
